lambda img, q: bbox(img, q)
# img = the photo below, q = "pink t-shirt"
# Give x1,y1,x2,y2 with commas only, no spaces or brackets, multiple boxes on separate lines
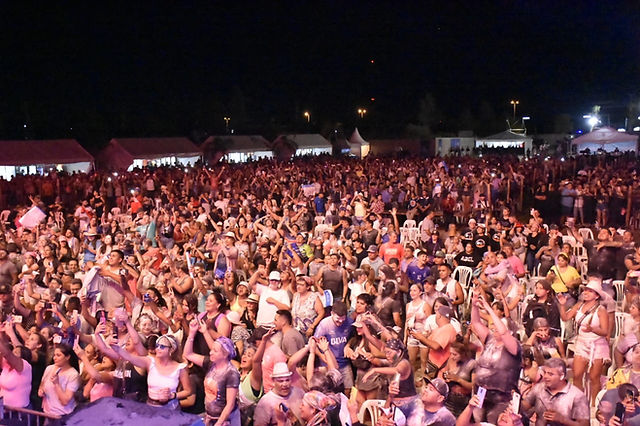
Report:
0,358,32,407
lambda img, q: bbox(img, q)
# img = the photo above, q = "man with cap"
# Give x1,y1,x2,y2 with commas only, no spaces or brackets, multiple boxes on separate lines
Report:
522,358,589,426
313,301,355,391
213,231,239,276
429,250,447,278
254,270,291,328
420,377,456,426
254,361,304,426
406,250,431,286
361,245,384,280
410,305,457,380
425,230,445,258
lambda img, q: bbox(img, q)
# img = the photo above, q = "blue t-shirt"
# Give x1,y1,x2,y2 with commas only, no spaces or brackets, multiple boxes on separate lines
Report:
313,196,326,214
406,261,431,284
313,316,354,368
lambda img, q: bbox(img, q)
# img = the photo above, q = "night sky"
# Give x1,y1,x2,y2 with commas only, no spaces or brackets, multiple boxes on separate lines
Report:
2,1,639,147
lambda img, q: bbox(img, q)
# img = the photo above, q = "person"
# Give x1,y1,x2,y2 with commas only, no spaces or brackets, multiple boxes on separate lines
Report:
254,362,304,426
291,275,323,338
406,283,430,375
521,279,561,337
345,318,383,405
441,340,475,416
435,263,464,308
275,309,305,359
607,344,640,390
614,296,640,366
253,270,291,328
525,317,565,365
546,252,581,295
557,279,609,404
597,383,640,425
0,327,32,408
406,250,432,285
274,390,337,426
409,305,457,380
314,253,348,304
522,358,590,426
184,319,240,426
419,377,456,426
313,301,355,391
470,290,522,424
38,344,80,416
112,334,192,410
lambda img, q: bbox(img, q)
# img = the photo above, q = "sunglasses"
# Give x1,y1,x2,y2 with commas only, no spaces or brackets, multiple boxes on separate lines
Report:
155,343,170,350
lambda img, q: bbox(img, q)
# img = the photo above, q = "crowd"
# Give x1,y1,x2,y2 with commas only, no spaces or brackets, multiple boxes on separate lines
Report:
0,152,639,425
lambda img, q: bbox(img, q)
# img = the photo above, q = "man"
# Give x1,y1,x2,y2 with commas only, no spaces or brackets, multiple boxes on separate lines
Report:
379,231,404,265
254,362,304,426
523,358,589,426
406,250,431,285
421,377,456,426
503,242,526,279
420,210,436,243
314,253,348,303
96,250,134,310
313,301,355,390
361,245,384,280
274,309,305,359
254,270,291,328
347,269,367,310
0,244,18,287
571,226,623,281
454,242,483,269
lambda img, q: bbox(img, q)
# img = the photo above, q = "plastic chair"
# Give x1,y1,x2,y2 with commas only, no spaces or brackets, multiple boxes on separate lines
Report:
358,399,386,424
579,227,594,241
612,280,625,309
614,312,629,340
402,219,416,228
453,266,474,289
562,235,577,246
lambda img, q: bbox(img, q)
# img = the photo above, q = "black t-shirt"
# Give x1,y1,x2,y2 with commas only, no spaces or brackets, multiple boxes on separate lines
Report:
584,239,619,280
455,251,482,268
377,298,402,328
473,235,491,256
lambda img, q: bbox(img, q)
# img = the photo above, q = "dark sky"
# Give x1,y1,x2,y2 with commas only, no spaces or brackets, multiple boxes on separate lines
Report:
2,1,640,145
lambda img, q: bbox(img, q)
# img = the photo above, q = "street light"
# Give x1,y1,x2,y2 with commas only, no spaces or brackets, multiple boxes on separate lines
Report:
303,111,310,123
223,117,230,132
357,108,367,118
510,100,519,120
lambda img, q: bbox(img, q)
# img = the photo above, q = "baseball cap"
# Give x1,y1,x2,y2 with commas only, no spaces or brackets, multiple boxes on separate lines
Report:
424,377,449,398
269,271,281,281
434,250,445,258
367,245,378,253
437,305,453,319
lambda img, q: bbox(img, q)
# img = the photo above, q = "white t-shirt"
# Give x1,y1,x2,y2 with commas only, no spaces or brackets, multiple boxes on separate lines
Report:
256,285,291,327
348,281,365,309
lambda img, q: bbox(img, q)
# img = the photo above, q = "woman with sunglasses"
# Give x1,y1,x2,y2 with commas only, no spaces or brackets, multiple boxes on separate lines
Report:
184,318,240,426
112,334,192,410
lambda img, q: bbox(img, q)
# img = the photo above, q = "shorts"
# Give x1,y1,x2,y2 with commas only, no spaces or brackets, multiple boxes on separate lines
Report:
574,335,610,361
407,336,427,349
340,365,354,389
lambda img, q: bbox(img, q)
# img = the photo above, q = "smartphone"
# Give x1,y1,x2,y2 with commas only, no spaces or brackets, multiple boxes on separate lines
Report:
112,326,119,342
476,386,487,408
615,402,625,423
511,392,521,414
279,403,289,413
12,315,22,323
53,335,62,344
44,302,52,310
143,294,151,303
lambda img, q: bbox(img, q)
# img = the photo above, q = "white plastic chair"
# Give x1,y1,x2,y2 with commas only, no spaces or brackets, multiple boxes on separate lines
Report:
358,399,386,424
573,244,587,258
579,227,594,241
614,312,629,340
612,280,625,309
402,219,416,228
562,235,577,246
453,266,474,289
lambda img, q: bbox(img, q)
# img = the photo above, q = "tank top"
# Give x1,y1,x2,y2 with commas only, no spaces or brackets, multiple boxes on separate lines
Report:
392,358,417,399
112,360,148,401
322,267,344,298
406,300,427,331
575,303,602,341
147,357,186,401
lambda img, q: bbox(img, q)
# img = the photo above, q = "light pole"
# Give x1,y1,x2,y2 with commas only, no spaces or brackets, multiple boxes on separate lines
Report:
357,108,367,119
510,100,519,120
303,111,310,123
223,117,230,133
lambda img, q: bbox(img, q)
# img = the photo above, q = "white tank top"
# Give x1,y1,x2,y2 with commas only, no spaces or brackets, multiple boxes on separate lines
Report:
146,356,186,400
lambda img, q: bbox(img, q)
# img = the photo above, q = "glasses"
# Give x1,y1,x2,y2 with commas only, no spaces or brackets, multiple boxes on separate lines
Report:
155,343,170,350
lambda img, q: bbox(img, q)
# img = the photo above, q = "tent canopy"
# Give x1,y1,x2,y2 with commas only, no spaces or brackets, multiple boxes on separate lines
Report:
0,139,93,166
202,135,271,152
274,134,332,149
476,130,532,150
110,137,201,158
572,126,638,153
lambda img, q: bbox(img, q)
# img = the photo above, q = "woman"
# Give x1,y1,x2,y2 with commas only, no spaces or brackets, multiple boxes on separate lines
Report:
518,346,541,399
291,276,323,338
0,334,32,408
441,340,476,416
375,280,403,329
521,279,561,337
535,235,561,276
345,319,383,405
607,344,640,390
113,334,192,410
38,344,80,416
406,283,430,374
184,319,240,426
615,296,640,367
596,187,609,228
525,317,565,364
82,230,102,264
276,390,336,426
360,338,421,423
558,280,609,404
470,291,521,424
222,271,241,307
547,252,581,295
168,263,194,302
96,234,115,263
204,290,232,339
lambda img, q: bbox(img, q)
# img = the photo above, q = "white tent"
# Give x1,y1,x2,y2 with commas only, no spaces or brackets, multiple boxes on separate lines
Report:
348,128,370,158
572,126,638,153
476,130,533,153
274,134,332,156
